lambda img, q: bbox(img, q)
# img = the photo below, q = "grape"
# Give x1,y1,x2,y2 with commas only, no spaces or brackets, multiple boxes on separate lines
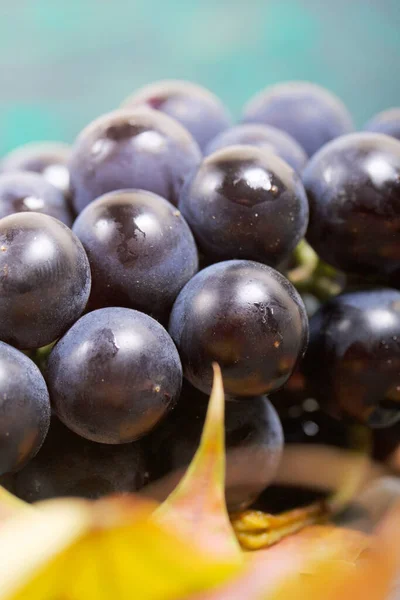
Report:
204,123,307,173
179,145,308,267
303,133,400,281
373,421,400,465
143,381,283,511
0,341,50,475
73,190,198,323
0,171,72,226
169,260,308,396
302,289,400,427
1,141,71,197
0,212,91,349
364,108,400,141
69,108,201,213
47,307,182,444
13,418,148,502
242,81,354,157
122,80,231,152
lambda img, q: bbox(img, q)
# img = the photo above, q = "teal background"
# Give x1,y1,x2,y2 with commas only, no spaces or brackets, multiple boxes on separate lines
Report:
0,0,399,155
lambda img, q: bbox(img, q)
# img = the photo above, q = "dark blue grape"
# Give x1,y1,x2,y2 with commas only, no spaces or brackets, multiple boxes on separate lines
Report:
242,81,354,157
364,108,400,141
47,307,182,444
73,190,198,323
144,381,283,511
122,80,232,152
69,108,201,213
0,171,72,226
303,133,400,281
179,145,308,267
302,289,400,428
169,260,308,396
1,141,71,197
205,123,307,172
0,212,91,349
13,418,148,502
0,341,50,475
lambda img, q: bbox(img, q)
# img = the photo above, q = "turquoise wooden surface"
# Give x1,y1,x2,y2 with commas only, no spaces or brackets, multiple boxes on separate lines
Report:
0,0,399,154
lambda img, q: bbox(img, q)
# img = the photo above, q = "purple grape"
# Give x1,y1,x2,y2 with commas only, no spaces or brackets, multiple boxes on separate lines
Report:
303,289,400,428
144,382,283,511
303,133,400,281
1,141,71,197
69,108,201,213
47,307,182,444
14,418,148,502
0,341,50,475
0,171,72,226
122,80,232,152
169,260,308,396
73,190,198,322
364,108,400,141
205,124,307,172
242,81,354,157
179,145,308,267
0,212,91,349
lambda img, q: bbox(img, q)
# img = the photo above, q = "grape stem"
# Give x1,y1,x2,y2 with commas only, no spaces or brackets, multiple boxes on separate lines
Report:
230,501,328,550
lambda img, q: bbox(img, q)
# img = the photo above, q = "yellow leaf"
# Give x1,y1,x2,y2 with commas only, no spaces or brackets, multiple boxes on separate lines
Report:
154,363,242,562
0,495,240,600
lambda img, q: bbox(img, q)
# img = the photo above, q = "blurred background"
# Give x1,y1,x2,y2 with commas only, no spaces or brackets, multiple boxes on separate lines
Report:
0,0,399,155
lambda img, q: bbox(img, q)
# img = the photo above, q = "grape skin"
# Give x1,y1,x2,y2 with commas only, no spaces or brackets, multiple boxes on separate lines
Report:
303,289,400,428
1,141,71,197
364,108,400,141
13,418,148,502
0,171,72,226
0,341,51,475
73,190,198,323
0,212,91,349
169,260,309,397
204,123,307,173
303,132,400,281
47,307,183,444
179,145,309,267
69,108,202,213
242,81,354,157
144,382,283,511
122,79,232,152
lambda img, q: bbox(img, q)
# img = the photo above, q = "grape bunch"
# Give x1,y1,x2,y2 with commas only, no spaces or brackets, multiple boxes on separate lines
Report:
0,79,399,510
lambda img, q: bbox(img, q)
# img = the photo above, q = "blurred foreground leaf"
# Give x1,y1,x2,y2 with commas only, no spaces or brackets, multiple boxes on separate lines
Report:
186,508,400,600
154,364,241,561
0,495,240,600
0,486,29,525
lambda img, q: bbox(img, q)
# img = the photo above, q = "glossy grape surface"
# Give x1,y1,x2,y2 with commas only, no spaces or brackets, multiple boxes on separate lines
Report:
303,133,400,281
364,108,400,141
242,81,354,157
69,108,201,213
169,260,308,396
303,289,400,427
14,418,148,502
122,80,232,152
144,381,283,511
204,123,307,172
73,190,198,322
48,307,182,444
0,171,72,226
0,341,50,475
0,212,91,349
1,142,71,197
179,145,308,267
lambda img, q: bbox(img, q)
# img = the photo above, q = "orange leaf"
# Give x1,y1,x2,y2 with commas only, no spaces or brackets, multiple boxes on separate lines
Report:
154,363,242,561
